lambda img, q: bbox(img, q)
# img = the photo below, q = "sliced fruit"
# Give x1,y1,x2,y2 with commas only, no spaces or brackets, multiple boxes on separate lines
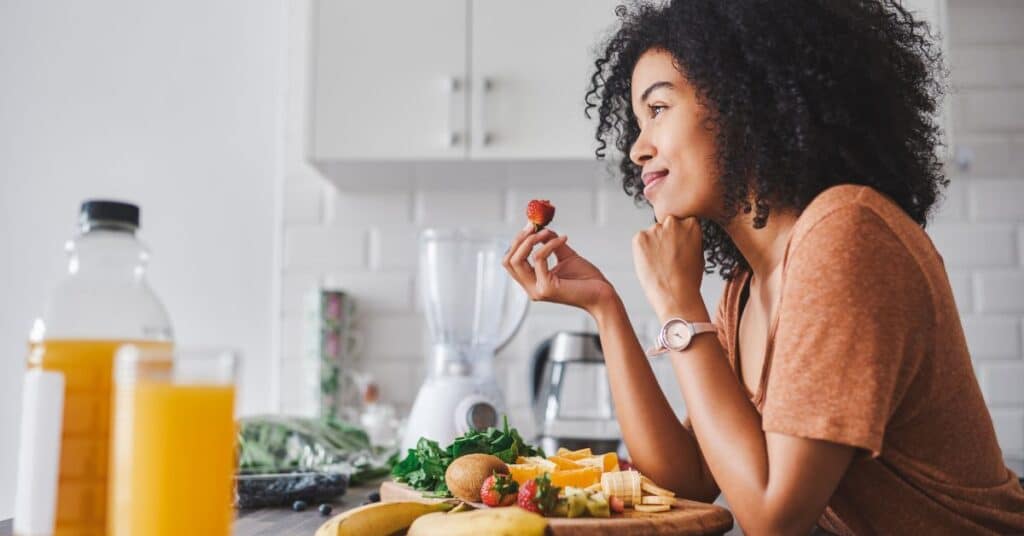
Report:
641,476,676,498
583,483,603,494
634,504,671,513
520,456,557,473
600,452,620,473
507,464,545,486
601,470,642,506
560,448,592,461
550,466,602,489
641,495,675,506
565,487,589,518
547,455,584,471
585,491,611,518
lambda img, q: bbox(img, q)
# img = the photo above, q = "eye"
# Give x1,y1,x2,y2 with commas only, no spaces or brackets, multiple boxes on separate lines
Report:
648,104,667,118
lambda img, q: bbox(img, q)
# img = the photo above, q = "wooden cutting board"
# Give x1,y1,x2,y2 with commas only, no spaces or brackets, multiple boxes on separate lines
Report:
380,480,734,535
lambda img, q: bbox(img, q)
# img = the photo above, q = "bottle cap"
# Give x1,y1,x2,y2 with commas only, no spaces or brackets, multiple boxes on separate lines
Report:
79,200,140,229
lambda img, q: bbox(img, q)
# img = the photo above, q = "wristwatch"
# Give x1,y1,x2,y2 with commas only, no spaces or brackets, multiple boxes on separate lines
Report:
646,318,717,357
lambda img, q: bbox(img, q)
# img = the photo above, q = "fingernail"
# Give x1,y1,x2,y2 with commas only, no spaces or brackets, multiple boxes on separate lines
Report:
522,222,533,232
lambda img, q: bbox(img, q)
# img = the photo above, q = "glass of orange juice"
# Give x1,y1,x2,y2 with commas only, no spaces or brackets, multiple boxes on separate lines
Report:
107,346,238,536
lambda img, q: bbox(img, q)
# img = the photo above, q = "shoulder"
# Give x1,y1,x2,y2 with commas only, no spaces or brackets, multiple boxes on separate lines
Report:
783,184,936,315
788,184,929,261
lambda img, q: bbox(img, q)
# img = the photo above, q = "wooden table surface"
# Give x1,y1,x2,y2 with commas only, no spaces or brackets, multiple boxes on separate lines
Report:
0,478,385,536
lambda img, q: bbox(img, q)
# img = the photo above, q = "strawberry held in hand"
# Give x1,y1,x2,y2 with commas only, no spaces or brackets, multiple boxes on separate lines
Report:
480,471,519,507
526,199,556,233
517,473,561,515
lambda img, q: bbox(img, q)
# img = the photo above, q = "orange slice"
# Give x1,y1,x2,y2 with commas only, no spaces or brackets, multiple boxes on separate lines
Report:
507,463,546,486
547,455,584,470
550,466,602,489
561,448,593,461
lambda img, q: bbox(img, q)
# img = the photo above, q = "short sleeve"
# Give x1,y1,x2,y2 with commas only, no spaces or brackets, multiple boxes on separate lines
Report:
761,204,933,457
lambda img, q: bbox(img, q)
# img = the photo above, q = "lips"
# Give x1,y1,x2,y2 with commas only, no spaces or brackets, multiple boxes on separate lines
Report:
641,169,668,186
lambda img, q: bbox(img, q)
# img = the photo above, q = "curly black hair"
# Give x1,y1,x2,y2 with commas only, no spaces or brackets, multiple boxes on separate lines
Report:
584,0,948,279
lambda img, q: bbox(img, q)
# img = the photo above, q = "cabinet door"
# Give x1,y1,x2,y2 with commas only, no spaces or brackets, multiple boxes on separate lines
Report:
311,0,468,160
469,0,621,160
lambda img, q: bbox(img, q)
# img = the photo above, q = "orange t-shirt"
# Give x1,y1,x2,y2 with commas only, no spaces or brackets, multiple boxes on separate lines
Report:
712,184,1024,534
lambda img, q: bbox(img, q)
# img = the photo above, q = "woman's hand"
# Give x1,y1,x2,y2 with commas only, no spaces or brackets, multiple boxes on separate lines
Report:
632,215,708,321
502,225,617,315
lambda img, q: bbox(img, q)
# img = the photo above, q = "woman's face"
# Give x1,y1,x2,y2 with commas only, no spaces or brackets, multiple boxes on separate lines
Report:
630,48,722,222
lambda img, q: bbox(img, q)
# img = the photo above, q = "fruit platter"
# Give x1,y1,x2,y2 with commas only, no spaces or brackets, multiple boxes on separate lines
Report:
314,419,733,535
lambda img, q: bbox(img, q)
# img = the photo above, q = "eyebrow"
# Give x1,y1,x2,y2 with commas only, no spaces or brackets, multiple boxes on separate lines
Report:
639,81,674,103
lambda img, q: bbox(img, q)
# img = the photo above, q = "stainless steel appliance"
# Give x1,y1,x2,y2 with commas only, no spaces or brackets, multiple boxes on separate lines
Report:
531,331,621,455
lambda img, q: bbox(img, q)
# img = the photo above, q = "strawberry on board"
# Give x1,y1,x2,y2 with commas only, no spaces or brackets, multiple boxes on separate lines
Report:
480,472,519,507
517,473,561,515
526,199,556,233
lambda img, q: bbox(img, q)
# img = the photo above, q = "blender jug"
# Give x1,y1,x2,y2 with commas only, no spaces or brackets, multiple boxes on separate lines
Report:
400,228,528,453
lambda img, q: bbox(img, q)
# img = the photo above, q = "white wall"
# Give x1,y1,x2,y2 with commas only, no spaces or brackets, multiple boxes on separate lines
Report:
278,0,1024,477
0,0,285,518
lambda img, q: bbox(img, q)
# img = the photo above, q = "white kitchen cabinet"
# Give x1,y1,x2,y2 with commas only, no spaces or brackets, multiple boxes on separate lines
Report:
310,0,620,161
312,0,468,160
468,0,621,160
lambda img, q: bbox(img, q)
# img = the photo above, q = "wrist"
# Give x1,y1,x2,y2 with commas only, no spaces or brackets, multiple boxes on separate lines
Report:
588,292,626,328
655,296,711,325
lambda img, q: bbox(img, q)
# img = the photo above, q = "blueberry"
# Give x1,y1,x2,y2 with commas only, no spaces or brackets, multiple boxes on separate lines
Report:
319,503,333,516
367,491,381,503
292,500,308,512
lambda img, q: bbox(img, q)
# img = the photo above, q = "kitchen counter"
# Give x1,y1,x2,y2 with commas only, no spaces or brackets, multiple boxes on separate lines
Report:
0,478,386,536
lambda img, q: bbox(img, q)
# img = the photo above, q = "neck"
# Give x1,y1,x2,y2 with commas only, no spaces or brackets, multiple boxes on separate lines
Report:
723,206,799,280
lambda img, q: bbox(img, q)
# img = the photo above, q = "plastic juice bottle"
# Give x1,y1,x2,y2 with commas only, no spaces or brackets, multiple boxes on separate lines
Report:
21,200,173,536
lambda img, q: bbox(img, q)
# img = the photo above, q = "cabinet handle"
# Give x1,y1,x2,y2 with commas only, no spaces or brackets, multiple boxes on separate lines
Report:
478,76,494,146
443,76,463,147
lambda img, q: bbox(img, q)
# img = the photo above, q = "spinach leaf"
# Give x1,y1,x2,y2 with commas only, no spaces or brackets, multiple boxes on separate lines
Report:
390,416,543,497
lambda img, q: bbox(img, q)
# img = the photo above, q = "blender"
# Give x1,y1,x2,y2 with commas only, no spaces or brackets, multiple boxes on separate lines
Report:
400,228,529,454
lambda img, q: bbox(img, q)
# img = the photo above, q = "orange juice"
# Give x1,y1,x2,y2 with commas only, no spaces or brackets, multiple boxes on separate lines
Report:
108,381,236,536
26,339,169,536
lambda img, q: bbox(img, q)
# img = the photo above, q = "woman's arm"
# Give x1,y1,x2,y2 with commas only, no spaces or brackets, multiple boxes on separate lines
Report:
590,294,719,503
631,216,855,535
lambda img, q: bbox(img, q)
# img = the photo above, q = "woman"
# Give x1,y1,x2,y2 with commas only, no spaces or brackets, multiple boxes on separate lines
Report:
502,1,1024,534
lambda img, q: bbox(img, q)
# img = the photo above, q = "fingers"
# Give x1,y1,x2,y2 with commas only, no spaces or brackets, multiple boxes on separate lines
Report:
504,228,558,287
532,235,569,283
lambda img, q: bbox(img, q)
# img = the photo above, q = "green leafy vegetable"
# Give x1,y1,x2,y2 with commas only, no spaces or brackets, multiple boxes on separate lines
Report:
390,416,543,497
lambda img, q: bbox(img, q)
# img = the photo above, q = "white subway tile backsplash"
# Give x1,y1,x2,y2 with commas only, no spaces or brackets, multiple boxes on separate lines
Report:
975,271,1024,313
597,185,657,230
933,178,967,222
991,409,1024,453
322,271,414,313
957,90,1024,133
362,314,427,361
981,362,1024,405
327,188,413,225
970,179,1024,221
964,316,1021,359
950,138,1013,178
370,225,420,271
950,45,1005,88
415,189,504,225
949,3,1024,45
285,226,367,269
928,223,1017,267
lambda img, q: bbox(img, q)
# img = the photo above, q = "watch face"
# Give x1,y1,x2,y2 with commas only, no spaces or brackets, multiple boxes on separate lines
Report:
666,321,692,350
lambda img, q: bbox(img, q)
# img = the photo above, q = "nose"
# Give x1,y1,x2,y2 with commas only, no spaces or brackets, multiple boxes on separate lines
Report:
629,126,654,167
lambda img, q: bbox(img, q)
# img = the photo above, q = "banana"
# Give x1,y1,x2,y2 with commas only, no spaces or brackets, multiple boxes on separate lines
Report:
407,506,548,536
315,501,454,536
